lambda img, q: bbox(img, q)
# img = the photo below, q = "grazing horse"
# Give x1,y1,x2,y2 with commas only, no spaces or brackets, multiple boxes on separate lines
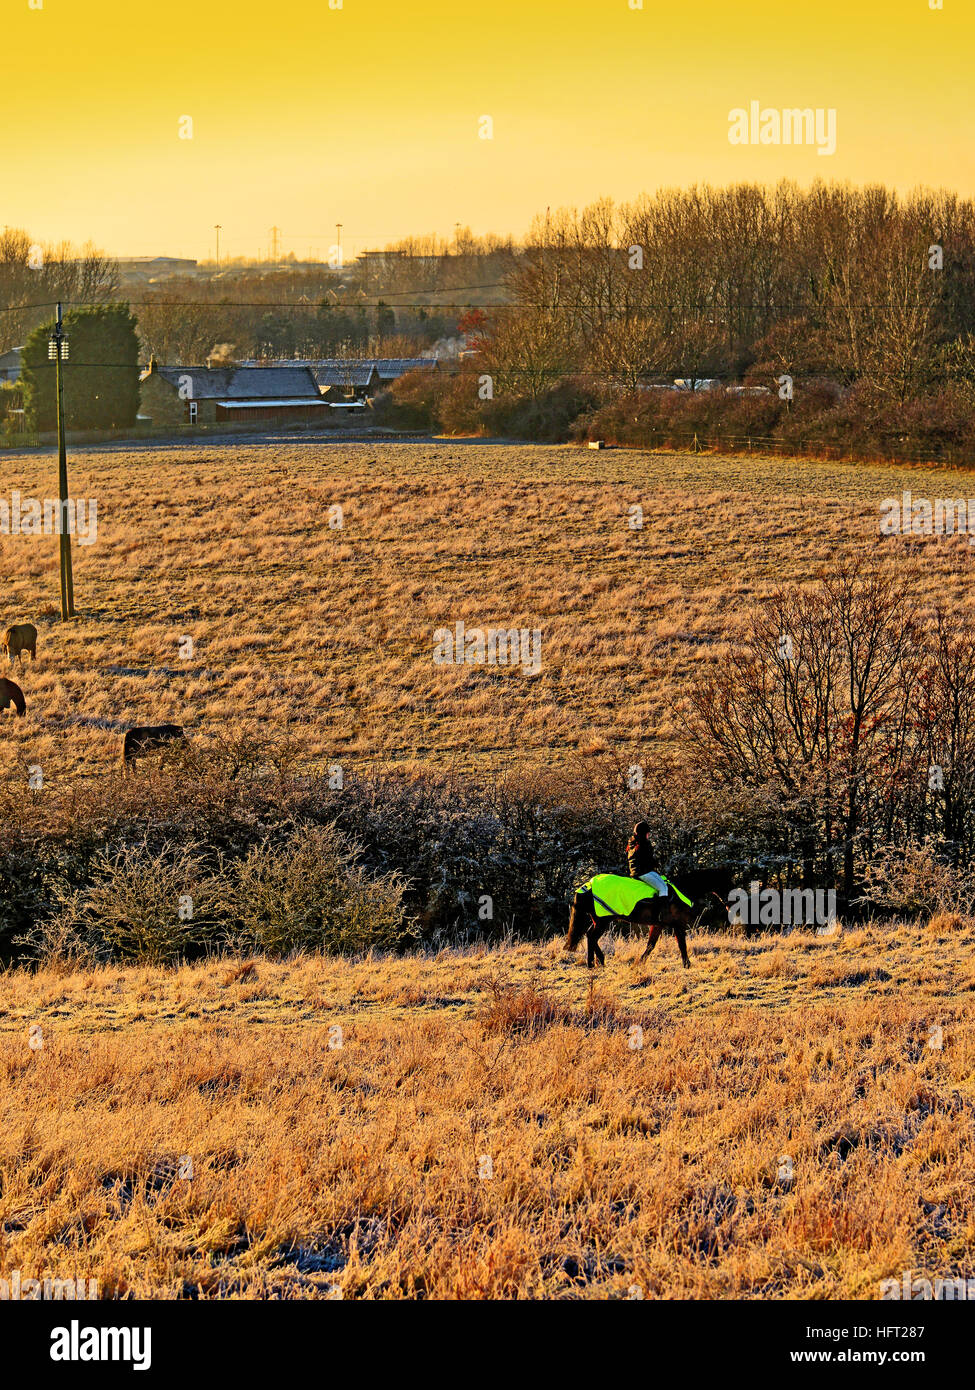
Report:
565,872,695,969
120,723,186,774
0,678,26,717
3,623,37,666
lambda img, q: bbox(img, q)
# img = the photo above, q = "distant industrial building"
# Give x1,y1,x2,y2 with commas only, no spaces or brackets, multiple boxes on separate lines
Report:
371,357,439,384
118,257,199,281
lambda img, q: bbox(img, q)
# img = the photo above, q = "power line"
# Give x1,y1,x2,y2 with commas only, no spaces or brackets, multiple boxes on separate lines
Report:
0,287,510,315
2,294,960,316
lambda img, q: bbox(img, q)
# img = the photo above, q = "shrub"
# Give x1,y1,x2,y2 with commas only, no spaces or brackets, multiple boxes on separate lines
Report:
477,979,629,1035
214,822,412,957
861,842,975,919
378,368,452,430
498,378,606,442
925,910,967,934
27,837,214,966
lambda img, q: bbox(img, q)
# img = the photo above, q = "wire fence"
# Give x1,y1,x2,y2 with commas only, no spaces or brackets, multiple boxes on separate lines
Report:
593,430,974,470
2,423,971,469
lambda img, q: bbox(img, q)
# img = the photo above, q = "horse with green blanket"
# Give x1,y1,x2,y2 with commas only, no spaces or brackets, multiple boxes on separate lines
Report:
565,871,695,969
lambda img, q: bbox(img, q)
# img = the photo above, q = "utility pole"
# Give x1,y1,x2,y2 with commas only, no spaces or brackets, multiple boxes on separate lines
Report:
336,223,342,266
214,224,221,263
49,303,74,619
270,225,281,262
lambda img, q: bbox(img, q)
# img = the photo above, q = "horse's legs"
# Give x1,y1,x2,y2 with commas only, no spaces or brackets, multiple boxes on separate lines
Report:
586,925,605,968
639,923,664,962
672,922,691,967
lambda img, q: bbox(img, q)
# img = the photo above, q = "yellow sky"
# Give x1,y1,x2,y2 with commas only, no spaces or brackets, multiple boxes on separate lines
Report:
6,0,974,259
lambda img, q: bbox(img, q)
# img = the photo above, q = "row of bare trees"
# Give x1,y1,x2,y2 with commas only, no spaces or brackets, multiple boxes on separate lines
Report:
689,559,975,901
0,228,119,353
494,182,975,402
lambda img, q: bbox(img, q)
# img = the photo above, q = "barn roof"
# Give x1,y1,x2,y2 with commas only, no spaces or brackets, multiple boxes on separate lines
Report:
309,362,379,389
149,365,321,400
143,357,438,399
303,358,437,388
372,357,438,378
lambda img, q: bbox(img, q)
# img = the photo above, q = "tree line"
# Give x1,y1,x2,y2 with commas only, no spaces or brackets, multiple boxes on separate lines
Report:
489,181,975,401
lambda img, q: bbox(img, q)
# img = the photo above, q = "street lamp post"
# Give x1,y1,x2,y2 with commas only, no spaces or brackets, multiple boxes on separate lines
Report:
49,302,74,619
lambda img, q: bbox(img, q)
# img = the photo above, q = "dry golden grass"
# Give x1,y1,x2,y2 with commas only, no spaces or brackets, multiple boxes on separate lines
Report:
2,921,973,1299
2,440,974,1300
3,440,975,782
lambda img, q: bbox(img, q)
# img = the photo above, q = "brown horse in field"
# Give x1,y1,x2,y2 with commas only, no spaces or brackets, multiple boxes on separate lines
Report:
0,678,26,717
3,623,37,666
566,885,695,969
120,723,186,774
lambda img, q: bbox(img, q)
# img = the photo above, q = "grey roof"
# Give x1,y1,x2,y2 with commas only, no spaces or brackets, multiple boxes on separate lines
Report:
371,357,437,378
309,362,379,389
144,358,437,401
149,365,320,400
280,357,437,386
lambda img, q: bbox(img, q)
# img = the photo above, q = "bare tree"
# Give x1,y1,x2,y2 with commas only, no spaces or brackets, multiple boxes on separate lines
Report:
689,559,926,899
0,230,119,351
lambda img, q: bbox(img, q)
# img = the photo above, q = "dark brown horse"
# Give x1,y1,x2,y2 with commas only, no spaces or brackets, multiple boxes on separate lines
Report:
0,677,26,717
120,723,186,774
566,890,695,969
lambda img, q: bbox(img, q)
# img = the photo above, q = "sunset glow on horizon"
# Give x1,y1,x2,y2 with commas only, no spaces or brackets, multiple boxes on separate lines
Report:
5,0,975,258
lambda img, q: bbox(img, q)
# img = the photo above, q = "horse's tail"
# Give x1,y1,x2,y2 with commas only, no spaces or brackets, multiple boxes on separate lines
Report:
9,682,26,717
566,894,589,950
